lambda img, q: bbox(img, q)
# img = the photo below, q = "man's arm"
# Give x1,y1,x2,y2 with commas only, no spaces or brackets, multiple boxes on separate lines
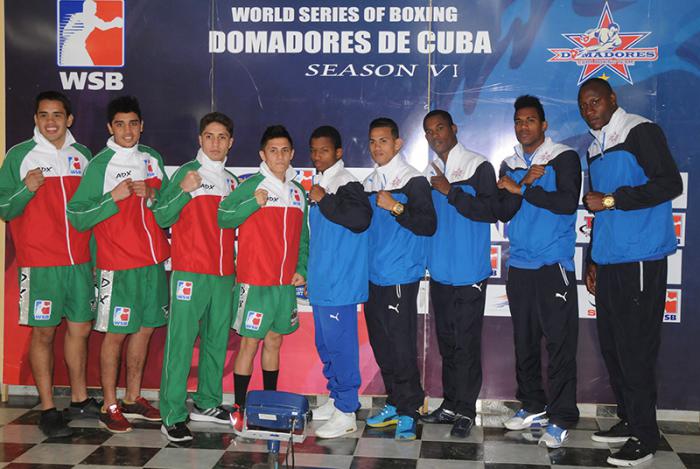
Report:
151,165,194,228
447,161,498,222
395,176,437,236
0,152,35,221
492,161,523,222
295,195,310,281
522,150,582,215
67,158,120,232
317,181,372,233
613,123,683,210
218,178,262,228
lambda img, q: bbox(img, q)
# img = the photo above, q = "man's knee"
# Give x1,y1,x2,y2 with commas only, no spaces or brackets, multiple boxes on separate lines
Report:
263,332,283,351
66,320,92,339
31,326,57,345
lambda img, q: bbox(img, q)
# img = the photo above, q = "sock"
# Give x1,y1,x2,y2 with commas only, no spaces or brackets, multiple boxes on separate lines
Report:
70,398,90,408
262,369,279,391
234,373,252,408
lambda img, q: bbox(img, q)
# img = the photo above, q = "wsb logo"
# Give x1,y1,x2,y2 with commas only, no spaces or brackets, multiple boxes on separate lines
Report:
57,0,125,90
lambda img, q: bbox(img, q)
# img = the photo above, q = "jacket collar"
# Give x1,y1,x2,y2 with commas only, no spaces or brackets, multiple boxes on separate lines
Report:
106,136,139,155
317,159,344,189
260,161,297,191
33,127,76,151
196,148,226,172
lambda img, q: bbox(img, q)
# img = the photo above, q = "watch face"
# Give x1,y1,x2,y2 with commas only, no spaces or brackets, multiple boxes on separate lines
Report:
603,196,614,208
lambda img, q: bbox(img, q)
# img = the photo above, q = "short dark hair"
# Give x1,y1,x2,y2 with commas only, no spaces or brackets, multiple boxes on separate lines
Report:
369,117,399,139
260,125,293,150
578,77,614,99
514,95,545,122
35,91,72,116
107,95,142,123
423,109,454,129
309,125,342,149
199,112,233,137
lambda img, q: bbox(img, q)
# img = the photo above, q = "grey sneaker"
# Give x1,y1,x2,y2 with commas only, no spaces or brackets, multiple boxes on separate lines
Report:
189,404,231,424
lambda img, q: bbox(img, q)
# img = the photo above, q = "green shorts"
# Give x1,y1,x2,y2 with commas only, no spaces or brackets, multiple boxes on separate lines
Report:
18,263,95,327
232,283,299,339
95,263,168,334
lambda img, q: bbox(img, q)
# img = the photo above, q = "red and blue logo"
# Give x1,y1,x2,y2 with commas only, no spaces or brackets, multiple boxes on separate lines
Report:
68,155,83,175
176,280,193,301
57,0,125,67
548,2,658,84
33,300,52,321
113,306,130,327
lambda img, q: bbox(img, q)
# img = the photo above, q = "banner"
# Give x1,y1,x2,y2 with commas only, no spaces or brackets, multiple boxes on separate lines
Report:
4,0,699,409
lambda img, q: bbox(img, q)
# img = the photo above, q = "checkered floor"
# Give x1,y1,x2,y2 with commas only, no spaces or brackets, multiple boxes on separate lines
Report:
0,395,698,468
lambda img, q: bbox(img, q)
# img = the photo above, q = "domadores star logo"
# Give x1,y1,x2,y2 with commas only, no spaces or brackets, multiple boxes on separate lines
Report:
547,2,658,84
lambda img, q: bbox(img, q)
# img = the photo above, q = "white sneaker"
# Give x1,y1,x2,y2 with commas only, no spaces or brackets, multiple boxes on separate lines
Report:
504,409,548,431
315,409,357,439
313,398,336,421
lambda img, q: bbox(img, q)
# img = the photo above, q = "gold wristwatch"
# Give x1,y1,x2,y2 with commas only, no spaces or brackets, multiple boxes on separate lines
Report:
602,193,616,210
391,202,405,216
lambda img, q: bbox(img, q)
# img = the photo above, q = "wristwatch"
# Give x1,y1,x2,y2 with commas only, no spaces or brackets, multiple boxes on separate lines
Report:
602,193,616,210
390,202,405,216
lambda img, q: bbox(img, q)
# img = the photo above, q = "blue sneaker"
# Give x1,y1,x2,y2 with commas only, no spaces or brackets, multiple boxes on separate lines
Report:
539,424,568,448
395,415,416,440
504,408,548,430
366,404,399,428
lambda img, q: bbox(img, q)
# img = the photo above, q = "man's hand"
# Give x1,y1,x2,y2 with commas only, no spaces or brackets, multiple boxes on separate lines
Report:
132,180,155,200
584,191,605,212
497,175,522,195
585,263,597,295
309,184,326,203
521,164,545,186
430,163,451,195
254,189,269,207
23,168,45,193
179,170,202,193
376,190,398,211
111,178,133,202
291,273,305,286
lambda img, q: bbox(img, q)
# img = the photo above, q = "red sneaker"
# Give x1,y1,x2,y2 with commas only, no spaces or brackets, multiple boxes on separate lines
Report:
100,404,132,433
120,397,161,422
230,404,244,432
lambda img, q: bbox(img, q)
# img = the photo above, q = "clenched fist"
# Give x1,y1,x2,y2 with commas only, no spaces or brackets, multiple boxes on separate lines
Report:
376,190,398,211
24,168,45,193
132,180,154,200
111,178,133,202
255,189,269,207
179,170,202,193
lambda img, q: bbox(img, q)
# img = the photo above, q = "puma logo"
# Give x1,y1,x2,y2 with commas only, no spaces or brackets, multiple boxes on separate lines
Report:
388,304,400,314
472,283,483,292
330,313,340,322
555,292,568,302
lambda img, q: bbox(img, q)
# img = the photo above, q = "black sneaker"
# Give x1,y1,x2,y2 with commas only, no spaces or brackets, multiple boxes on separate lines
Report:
607,438,654,466
66,398,101,420
161,422,193,442
39,408,74,438
189,404,231,424
420,404,457,424
592,420,632,443
450,415,474,438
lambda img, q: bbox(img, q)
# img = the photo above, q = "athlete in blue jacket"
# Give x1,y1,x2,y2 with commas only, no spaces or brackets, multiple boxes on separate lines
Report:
362,117,436,440
420,110,497,438
306,126,372,439
494,96,581,448
579,78,682,467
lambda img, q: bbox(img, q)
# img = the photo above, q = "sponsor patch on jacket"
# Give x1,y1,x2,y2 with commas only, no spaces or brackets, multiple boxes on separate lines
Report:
290,188,302,207
144,159,156,178
34,300,52,320
176,280,193,301
113,306,131,327
245,310,263,331
68,155,83,175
